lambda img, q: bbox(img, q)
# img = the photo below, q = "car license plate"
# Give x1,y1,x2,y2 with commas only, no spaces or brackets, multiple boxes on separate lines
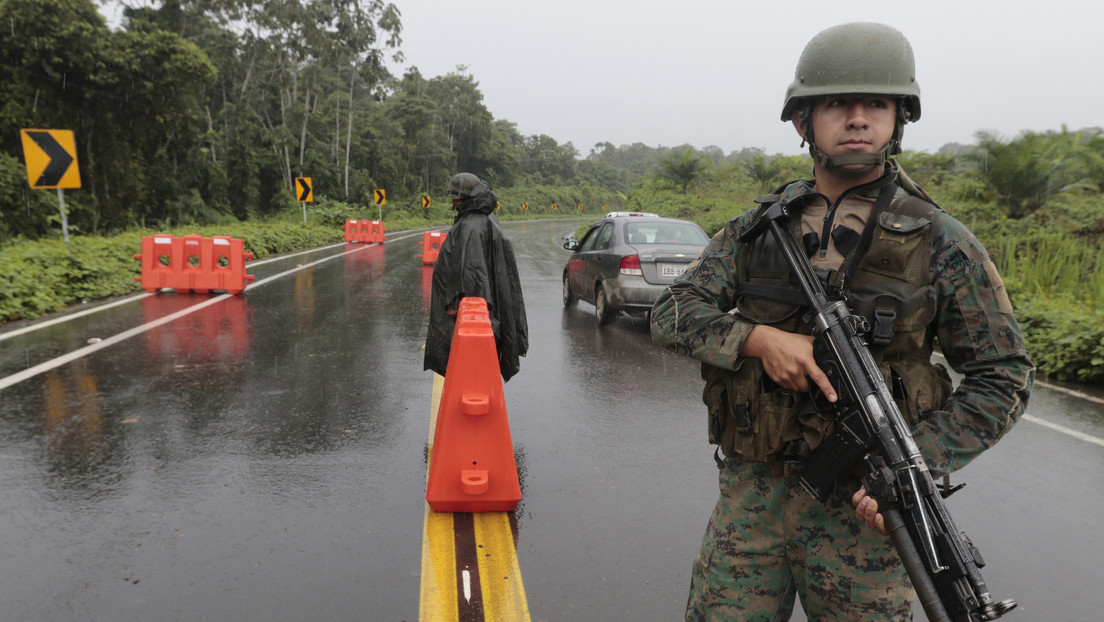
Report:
659,263,686,278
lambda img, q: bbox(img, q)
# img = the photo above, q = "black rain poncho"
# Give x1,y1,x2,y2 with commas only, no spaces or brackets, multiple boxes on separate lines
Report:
423,186,528,381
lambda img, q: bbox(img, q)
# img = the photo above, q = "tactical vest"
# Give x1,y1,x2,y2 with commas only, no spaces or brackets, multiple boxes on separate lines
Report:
703,183,955,464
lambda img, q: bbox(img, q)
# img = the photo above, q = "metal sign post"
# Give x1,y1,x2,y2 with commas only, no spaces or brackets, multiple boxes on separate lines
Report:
373,189,386,219
294,177,313,223
57,189,70,242
20,129,80,243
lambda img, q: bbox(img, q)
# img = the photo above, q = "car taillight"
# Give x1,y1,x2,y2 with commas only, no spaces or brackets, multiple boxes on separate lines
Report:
619,255,643,276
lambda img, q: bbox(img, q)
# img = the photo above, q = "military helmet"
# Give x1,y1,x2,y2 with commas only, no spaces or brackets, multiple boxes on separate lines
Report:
781,22,921,123
447,173,484,200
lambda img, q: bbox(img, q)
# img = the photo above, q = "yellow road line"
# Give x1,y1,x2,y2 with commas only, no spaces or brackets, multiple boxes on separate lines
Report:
421,374,452,621
420,506,458,621
419,373,530,621
473,512,530,622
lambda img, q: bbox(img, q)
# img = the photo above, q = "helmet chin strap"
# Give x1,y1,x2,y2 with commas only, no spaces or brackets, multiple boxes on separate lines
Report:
800,104,907,176
810,142,893,176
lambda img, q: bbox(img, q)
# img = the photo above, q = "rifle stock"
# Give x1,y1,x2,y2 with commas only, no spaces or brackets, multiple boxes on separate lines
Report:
739,200,1016,622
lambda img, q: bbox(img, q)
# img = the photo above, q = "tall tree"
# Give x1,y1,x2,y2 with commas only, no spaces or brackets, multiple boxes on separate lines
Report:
522,135,577,183
139,0,403,212
659,148,708,193
0,0,218,233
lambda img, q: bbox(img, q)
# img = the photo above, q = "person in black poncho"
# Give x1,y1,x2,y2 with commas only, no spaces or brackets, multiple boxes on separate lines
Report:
424,173,528,381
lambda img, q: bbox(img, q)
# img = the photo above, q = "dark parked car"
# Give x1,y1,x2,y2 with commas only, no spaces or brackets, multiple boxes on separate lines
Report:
561,212,709,324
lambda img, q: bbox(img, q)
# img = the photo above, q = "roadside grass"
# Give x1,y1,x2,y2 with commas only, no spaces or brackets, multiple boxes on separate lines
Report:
3,196,1102,384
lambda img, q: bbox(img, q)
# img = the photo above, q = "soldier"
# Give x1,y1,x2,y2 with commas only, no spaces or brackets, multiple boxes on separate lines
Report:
650,22,1034,621
424,173,528,381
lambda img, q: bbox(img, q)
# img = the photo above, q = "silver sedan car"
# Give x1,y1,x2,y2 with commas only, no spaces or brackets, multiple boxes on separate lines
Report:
562,212,709,325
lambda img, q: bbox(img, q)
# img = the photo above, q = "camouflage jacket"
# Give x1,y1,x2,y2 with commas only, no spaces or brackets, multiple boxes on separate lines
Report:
650,169,1034,475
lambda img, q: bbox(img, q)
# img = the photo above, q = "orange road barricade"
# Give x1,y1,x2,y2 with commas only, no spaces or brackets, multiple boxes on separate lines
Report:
417,231,448,264
342,219,386,244
355,220,372,243
366,220,387,244
134,234,255,294
426,297,521,513
344,220,377,243
343,220,360,242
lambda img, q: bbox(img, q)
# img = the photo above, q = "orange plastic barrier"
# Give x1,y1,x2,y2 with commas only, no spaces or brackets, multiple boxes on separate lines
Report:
417,230,448,264
366,220,387,244
355,219,372,243
134,234,255,294
343,220,386,243
426,297,521,513
343,220,359,242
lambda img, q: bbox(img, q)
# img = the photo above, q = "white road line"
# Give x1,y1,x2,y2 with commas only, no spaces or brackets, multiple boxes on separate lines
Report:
0,242,348,344
8,232,1101,454
1032,381,1104,406
0,244,373,392
1022,414,1104,448
0,293,153,342
249,241,348,267
0,293,231,392
1,233,430,345
931,351,1104,444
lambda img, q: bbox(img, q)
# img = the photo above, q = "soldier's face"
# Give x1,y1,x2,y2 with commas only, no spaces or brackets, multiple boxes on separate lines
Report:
804,96,896,165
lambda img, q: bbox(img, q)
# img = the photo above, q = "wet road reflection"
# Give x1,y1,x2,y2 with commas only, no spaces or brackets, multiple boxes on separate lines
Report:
1,222,1102,621
1,241,431,620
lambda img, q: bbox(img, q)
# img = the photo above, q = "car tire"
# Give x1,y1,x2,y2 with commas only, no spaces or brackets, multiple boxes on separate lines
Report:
563,273,576,307
595,285,613,326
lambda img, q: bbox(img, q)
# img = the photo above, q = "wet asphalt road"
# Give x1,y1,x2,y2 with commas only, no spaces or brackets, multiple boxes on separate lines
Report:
1,218,1102,621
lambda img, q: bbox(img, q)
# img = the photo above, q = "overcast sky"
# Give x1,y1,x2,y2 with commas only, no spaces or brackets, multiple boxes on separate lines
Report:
387,0,1102,157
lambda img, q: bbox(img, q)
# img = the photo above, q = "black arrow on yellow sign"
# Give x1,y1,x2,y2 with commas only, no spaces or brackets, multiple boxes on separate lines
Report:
23,130,76,188
421,196,431,208
296,177,313,202
374,189,386,205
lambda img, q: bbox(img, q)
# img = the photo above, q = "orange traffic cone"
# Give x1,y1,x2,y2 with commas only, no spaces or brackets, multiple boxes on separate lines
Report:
426,297,521,513
430,297,490,443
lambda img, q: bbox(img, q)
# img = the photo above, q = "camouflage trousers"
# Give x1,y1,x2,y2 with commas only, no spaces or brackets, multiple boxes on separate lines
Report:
686,459,913,621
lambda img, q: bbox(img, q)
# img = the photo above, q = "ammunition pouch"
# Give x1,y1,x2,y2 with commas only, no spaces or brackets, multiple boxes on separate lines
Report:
701,359,821,463
701,183,952,474
847,282,935,355
884,358,955,428
701,354,952,471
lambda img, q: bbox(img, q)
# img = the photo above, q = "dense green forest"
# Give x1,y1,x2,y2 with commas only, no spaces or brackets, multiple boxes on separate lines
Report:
0,0,647,233
2,0,1103,383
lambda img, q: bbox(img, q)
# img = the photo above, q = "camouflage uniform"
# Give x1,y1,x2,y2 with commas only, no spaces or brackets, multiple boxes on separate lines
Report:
650,167,1034,620
689,463,910,621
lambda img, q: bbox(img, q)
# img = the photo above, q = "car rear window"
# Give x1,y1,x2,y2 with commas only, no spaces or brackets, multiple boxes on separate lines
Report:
624,222,709,245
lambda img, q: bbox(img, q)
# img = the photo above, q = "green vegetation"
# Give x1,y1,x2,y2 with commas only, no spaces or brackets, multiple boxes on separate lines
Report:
620,133,1104,384
2,1,1102,384
657,148,710,194
0,0,646,238
0,220,341,322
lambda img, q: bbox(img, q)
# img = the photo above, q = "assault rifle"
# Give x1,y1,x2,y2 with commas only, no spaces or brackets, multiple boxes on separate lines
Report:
739,200,1016,622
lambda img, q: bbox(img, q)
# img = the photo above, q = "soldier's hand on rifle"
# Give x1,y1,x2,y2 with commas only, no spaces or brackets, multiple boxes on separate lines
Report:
742,325,837,402
852,486,888,535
